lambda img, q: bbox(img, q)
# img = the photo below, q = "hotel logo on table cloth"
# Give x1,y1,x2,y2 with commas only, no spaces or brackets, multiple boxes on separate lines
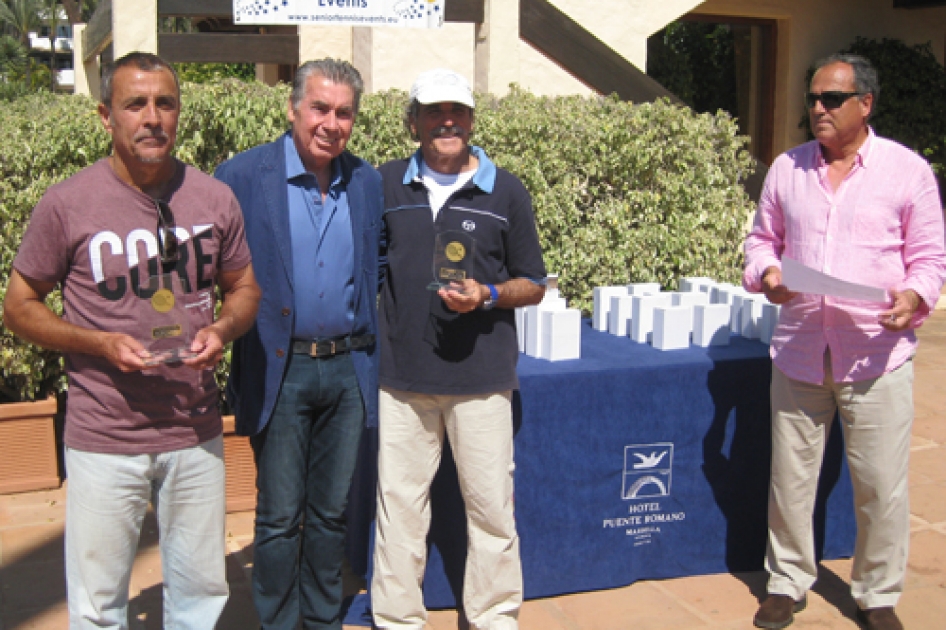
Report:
604,443,685,546
622,443,673,499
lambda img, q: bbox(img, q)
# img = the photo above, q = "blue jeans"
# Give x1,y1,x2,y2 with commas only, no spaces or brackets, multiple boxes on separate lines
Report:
251,351,365,630
64,436,228,630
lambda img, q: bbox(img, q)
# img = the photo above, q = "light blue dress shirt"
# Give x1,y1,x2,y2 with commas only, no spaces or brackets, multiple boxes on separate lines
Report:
284,134,355,340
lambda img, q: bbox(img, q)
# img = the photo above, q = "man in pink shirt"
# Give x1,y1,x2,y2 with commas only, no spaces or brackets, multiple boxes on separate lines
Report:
744,54,946,630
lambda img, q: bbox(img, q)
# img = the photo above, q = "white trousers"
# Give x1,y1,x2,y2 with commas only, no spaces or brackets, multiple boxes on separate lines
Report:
65,436,228,630
371,387,522,630
766,355,913,609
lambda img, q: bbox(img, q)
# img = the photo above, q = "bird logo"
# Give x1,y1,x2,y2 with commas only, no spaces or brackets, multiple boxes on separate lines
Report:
632,451,668,470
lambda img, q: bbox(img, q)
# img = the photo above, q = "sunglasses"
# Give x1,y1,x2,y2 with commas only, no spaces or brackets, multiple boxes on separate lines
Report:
155,199,180,264
805,91,864,110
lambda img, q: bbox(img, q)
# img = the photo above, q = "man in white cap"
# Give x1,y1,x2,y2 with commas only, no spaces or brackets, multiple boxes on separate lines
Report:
370,68,546,630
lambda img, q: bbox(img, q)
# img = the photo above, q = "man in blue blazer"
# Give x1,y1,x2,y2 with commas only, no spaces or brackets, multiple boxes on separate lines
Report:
215,59,384,630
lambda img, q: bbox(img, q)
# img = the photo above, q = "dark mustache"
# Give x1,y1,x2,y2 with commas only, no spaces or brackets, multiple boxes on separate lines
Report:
133,129,169,142
431,125,465,137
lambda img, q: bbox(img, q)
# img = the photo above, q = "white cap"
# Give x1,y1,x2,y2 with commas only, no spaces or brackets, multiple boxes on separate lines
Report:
410,68,475,109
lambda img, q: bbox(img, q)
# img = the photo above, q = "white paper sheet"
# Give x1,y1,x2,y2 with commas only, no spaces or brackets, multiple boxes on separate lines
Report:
781,257,888,303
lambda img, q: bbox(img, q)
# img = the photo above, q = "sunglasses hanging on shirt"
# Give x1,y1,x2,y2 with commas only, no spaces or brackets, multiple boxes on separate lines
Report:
154,199,181,264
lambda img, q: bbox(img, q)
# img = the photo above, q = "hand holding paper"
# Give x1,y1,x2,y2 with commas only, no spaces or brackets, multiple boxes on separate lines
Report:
781,257,888,303
761,266,798,305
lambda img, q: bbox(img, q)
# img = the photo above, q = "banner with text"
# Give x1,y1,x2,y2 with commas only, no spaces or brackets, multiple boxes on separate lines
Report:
234,0,445,28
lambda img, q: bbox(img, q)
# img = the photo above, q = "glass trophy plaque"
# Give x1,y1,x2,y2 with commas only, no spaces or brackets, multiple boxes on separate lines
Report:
428,230,476,291
140,273,200,366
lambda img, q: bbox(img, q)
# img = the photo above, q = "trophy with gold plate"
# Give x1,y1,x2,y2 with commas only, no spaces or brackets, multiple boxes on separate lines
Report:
140,273,200,366
428,230,476,292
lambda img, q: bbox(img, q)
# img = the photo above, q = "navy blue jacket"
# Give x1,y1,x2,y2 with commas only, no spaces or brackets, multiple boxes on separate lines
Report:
215,135,385,435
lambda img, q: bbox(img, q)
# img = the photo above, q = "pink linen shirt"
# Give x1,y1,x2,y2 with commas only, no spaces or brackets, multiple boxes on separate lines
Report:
743,129,946,385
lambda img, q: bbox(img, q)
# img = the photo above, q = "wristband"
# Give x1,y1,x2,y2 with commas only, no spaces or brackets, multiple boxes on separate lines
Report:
482,284,499,310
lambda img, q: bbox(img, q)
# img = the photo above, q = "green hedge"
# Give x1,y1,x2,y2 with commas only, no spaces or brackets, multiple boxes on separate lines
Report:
0,80,754,401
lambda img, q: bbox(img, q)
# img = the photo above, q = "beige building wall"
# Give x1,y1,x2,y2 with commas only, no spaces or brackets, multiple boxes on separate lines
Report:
349,0,703,97
111,0,157,58
516,0,703,97
695,0,946,156
517,42,593,96
550,0,705,69
354,23,476,93
299,26,353,63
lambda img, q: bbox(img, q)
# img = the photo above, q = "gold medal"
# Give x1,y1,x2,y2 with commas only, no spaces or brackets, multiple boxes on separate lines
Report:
152,289,175,313
445,241,466,262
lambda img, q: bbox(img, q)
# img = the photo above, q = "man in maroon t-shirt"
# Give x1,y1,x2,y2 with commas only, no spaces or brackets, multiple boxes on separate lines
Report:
2,52,260,629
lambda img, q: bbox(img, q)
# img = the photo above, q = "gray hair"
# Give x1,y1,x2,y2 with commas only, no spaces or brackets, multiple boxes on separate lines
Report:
290,58,364,115
100,52,179,108
404,98,422,140
812,53,880,118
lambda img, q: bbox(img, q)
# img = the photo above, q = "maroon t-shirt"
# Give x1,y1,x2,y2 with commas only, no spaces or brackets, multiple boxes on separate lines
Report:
13,159,252,454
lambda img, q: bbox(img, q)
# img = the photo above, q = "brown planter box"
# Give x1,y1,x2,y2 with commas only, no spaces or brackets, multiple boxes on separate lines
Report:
222,415,257,513
0,403,258,508
0,396,61,494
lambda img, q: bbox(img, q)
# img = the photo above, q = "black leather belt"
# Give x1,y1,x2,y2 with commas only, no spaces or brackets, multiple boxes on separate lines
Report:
291,334,375,358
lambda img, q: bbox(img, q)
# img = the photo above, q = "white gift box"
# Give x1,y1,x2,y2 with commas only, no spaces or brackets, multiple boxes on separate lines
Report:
608,295,634,336
515,307,527,353
693,304,731,347
729,291,750,332
759,303,781,345
671,291,709,335
541,309,581,361
740,296,766,339
653,306,692,350
593,286,628,332
679,276,715,293
525,295,567,358
628,282,661,296
630,293,673,343
711,283,739,305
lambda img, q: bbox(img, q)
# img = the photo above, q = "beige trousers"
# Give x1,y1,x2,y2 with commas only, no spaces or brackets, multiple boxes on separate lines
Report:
371,387,522,630
765,354,913,609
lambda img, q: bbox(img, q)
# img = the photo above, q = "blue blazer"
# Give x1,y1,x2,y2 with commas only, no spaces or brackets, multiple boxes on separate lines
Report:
215,134,385,435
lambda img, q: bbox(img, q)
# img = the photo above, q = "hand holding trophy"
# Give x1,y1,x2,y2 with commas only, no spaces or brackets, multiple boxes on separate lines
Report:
428,229,477,296
140,272,201,366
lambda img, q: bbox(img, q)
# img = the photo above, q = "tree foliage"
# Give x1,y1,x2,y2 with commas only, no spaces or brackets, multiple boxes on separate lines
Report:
0,32,26,76
0,0,43,45
0,80,754,401
59,0,97,24
173,62,256,84
647,21,738,117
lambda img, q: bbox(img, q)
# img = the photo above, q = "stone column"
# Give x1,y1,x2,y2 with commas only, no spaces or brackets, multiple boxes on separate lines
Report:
255,64,281,86
72,23,101,100
474,0,520,96
111,0,157,58
352,27,373,93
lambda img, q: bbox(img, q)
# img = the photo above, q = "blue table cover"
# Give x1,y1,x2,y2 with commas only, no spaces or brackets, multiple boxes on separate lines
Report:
342,321,855,623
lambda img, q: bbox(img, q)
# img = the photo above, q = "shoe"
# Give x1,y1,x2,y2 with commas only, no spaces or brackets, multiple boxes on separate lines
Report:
855,607,903,630
753,594,807,629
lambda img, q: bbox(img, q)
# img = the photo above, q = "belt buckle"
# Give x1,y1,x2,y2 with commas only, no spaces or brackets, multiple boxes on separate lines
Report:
310,340,337,358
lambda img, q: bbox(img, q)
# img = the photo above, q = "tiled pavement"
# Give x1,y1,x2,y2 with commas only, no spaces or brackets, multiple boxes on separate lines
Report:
3,314,946,630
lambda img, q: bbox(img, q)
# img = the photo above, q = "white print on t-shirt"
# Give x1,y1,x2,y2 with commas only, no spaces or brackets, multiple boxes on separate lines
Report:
88,224,215,302
185,291,214,312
